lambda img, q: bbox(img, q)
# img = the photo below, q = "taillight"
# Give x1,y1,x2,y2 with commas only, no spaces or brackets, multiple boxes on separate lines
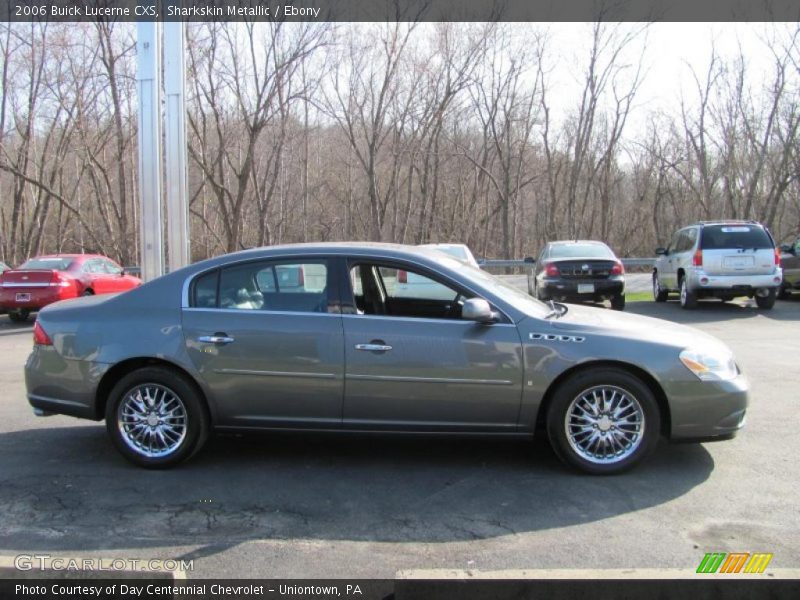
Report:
693,249,703,267
611,261,625,275
544,263,560,277
49,272,71,287
33,321,52,346
397,270,407,283
775,248,781,265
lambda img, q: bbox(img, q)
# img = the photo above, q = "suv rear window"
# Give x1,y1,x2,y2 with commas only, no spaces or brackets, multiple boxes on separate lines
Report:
700,225,773,250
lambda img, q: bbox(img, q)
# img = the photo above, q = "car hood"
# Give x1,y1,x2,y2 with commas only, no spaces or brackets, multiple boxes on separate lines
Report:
545,304,730,352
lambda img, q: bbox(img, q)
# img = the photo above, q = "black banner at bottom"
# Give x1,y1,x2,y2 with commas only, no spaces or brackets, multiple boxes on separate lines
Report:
2,578,799,600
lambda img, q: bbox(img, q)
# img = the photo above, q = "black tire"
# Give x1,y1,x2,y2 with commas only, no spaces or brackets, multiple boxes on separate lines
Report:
679,278,697,309
777,285,790,300
652,273,668,302
546,368,661,475
610,294,626,311
8,309,30,323
105,366,210,469
755,289,776,310
82,289,94,296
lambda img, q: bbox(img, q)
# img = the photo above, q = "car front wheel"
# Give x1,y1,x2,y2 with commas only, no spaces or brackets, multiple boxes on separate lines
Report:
652,273,668,302
105,366,209,469
546,368,661,475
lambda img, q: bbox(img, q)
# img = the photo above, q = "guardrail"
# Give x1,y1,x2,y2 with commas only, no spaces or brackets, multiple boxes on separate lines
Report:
478,258,656,270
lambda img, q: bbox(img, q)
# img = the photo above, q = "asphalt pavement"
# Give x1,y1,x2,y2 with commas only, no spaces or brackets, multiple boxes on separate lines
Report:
0,289,798,580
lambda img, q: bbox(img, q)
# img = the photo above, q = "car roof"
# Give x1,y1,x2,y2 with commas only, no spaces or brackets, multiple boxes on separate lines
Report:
548,240,608,246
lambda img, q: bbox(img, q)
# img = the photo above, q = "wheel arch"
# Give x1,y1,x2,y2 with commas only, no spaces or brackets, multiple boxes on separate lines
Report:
534,360,672,438
95,357,212,423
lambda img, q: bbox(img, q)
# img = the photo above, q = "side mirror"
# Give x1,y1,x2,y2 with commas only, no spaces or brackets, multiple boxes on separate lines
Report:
655,247,667,256
523,256,535,264
462,298,496,323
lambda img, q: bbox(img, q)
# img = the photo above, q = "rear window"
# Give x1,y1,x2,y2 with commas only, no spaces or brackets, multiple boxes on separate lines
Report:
549,244,614,259
19,257,74,271
700,225,773,250
435,246,468,261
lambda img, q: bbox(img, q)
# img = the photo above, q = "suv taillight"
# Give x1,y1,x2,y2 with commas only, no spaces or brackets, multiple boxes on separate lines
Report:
610,261,625,275
544,263,560,277
775,247,781,265
33,321,52,346
693,249,703,267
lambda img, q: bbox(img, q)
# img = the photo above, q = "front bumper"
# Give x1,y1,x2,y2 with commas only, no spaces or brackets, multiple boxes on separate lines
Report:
539,276,624,301
686,268,782,293
667,373,748,442
25,345,109,421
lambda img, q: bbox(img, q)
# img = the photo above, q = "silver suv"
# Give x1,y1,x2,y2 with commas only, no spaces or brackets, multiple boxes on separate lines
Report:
653,221,782,309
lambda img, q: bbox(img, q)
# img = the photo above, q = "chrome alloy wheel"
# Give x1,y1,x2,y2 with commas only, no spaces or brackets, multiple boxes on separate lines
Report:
117,384,187,458
564,385,645,464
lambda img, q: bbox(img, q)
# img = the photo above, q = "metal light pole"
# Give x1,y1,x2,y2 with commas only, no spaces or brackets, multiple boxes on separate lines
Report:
136,20,163,282
163,18,190,273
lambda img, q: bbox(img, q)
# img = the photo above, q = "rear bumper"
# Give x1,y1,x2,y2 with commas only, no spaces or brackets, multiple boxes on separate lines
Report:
539,277,624,300
0,287,77,311
25,345,108,421
686,268,782,293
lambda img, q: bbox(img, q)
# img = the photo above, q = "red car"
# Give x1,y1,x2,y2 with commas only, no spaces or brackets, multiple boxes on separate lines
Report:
0,254,141,322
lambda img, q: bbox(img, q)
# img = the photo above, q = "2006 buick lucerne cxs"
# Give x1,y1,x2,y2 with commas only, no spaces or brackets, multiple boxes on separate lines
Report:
25,243,748,474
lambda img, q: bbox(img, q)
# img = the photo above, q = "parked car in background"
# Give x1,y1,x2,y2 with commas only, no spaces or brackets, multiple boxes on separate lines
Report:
0,254,141,322
528,241,626,310
392,243,479,300
653,221,782,309
778,235,800,299
419,243,480,267
26,242,747,474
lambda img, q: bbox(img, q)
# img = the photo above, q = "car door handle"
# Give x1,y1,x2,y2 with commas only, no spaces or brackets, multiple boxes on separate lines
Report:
197,335,235,345
355,343,392,352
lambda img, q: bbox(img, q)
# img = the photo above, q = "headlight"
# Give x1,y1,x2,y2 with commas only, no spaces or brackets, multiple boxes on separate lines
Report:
679,348,738,382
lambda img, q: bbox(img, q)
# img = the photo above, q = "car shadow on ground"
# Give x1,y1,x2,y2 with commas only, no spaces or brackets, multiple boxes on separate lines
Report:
0,424,713,552
626,298,800,323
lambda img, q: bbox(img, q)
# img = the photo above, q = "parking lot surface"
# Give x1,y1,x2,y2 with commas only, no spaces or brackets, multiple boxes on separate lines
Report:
0,293,798,579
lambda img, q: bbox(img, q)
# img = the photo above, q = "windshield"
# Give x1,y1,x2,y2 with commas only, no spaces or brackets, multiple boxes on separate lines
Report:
549,243,614,259
700,225,773,250
19,257,74,271
428,253,549,318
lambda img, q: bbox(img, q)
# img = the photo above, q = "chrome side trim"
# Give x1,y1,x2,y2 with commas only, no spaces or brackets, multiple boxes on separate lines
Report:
184,307,340,318
1,282,51,288
347,374,514,386
341,313,516,327
213,368,337,380
529,332,586,343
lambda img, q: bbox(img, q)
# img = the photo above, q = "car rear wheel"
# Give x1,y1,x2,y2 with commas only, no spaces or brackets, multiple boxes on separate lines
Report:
8,309,30,323
105,366,209,469
82,289,94,296
610,294,625,311
652,273,668,302
679,278,697,309
755,288,776,310
546,368,660,475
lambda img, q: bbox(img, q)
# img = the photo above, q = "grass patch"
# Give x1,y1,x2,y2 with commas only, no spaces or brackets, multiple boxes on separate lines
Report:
625,291,653,303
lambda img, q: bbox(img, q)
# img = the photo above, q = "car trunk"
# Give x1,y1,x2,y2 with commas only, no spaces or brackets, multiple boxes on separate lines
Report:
1,270,57,289
699,225,776,276
551,259,618,280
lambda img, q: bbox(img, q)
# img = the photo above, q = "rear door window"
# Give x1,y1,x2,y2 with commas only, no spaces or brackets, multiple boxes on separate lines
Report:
701,225,773,250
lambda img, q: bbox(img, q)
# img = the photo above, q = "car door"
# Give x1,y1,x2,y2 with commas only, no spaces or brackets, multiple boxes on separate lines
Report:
181,258,345,429
80,259,111,294
340,259,524,432
662,230,685,290
100,258,139,292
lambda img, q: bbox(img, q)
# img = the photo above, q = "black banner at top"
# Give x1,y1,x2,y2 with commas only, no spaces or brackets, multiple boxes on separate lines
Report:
3,0,800,22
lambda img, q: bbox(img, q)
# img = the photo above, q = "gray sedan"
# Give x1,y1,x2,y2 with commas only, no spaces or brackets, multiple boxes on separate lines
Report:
25,243,748,474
